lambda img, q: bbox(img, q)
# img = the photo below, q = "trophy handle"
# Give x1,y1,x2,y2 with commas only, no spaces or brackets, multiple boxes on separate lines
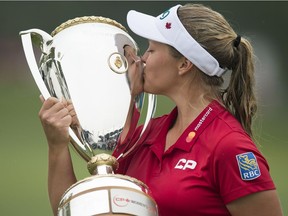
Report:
141,94,157,137
19,29,52,100
20,29,93,161
116,93,157,161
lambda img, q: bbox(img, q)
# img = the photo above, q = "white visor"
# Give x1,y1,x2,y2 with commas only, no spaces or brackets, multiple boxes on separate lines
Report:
127,5,225,77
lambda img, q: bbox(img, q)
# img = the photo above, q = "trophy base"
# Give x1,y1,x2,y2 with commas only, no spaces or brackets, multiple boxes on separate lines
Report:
58,174,158,216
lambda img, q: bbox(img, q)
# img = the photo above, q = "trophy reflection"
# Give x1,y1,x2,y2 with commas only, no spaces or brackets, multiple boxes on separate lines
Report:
20,16,158,215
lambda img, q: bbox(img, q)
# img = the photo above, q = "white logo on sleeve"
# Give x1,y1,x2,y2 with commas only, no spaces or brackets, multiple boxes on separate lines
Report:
175,158,197,170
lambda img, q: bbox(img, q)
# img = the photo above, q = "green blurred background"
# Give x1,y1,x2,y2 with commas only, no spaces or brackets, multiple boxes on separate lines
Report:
0,1,287,215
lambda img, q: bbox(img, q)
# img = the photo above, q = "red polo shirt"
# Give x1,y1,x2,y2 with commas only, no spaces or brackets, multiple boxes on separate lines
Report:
113,100,275,216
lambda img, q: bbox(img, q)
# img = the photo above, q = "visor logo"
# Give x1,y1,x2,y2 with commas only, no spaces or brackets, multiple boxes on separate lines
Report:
236,152,261,181
159,9,170,20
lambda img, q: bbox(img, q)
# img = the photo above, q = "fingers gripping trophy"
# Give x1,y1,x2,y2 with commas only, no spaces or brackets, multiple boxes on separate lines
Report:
20,16,158,215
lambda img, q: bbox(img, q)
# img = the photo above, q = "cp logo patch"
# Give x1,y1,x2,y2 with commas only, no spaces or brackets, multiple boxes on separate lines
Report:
236,152,261,181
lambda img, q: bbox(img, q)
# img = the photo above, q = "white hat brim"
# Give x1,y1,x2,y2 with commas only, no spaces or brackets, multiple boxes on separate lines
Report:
127,10,170,45
126,6,226,77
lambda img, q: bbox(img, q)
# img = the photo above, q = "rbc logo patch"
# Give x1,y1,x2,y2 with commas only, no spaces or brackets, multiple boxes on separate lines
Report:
236,152,261,181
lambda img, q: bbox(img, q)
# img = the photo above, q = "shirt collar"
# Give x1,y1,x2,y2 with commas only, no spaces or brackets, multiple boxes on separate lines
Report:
165,100,225,153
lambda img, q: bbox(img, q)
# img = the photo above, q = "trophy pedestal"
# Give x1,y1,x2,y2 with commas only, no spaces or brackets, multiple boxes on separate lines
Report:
58,154,158,216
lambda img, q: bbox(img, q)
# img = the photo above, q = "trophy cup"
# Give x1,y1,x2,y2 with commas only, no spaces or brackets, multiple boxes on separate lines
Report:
20,16,158,215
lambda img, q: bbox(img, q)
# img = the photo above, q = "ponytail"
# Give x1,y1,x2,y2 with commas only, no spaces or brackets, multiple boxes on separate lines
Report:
222,38,257,137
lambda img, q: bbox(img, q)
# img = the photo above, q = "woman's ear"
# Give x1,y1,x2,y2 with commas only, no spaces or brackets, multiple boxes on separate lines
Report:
178,57,193,75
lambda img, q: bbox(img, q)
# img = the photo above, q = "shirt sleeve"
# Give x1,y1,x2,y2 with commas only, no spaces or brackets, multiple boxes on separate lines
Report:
212,131,276,204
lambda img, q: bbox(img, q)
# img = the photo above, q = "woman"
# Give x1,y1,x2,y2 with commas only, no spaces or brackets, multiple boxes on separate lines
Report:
113,3,283,215
39,3,283,216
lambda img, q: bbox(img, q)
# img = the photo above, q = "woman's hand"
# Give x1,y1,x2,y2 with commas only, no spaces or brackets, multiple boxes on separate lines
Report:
124,45,144,97
38,96,72,151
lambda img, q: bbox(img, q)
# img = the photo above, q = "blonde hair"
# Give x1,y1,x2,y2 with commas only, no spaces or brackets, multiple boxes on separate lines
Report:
177,3,257,136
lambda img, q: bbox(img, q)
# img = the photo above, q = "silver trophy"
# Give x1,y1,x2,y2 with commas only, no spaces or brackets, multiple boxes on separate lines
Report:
20,16,158,215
